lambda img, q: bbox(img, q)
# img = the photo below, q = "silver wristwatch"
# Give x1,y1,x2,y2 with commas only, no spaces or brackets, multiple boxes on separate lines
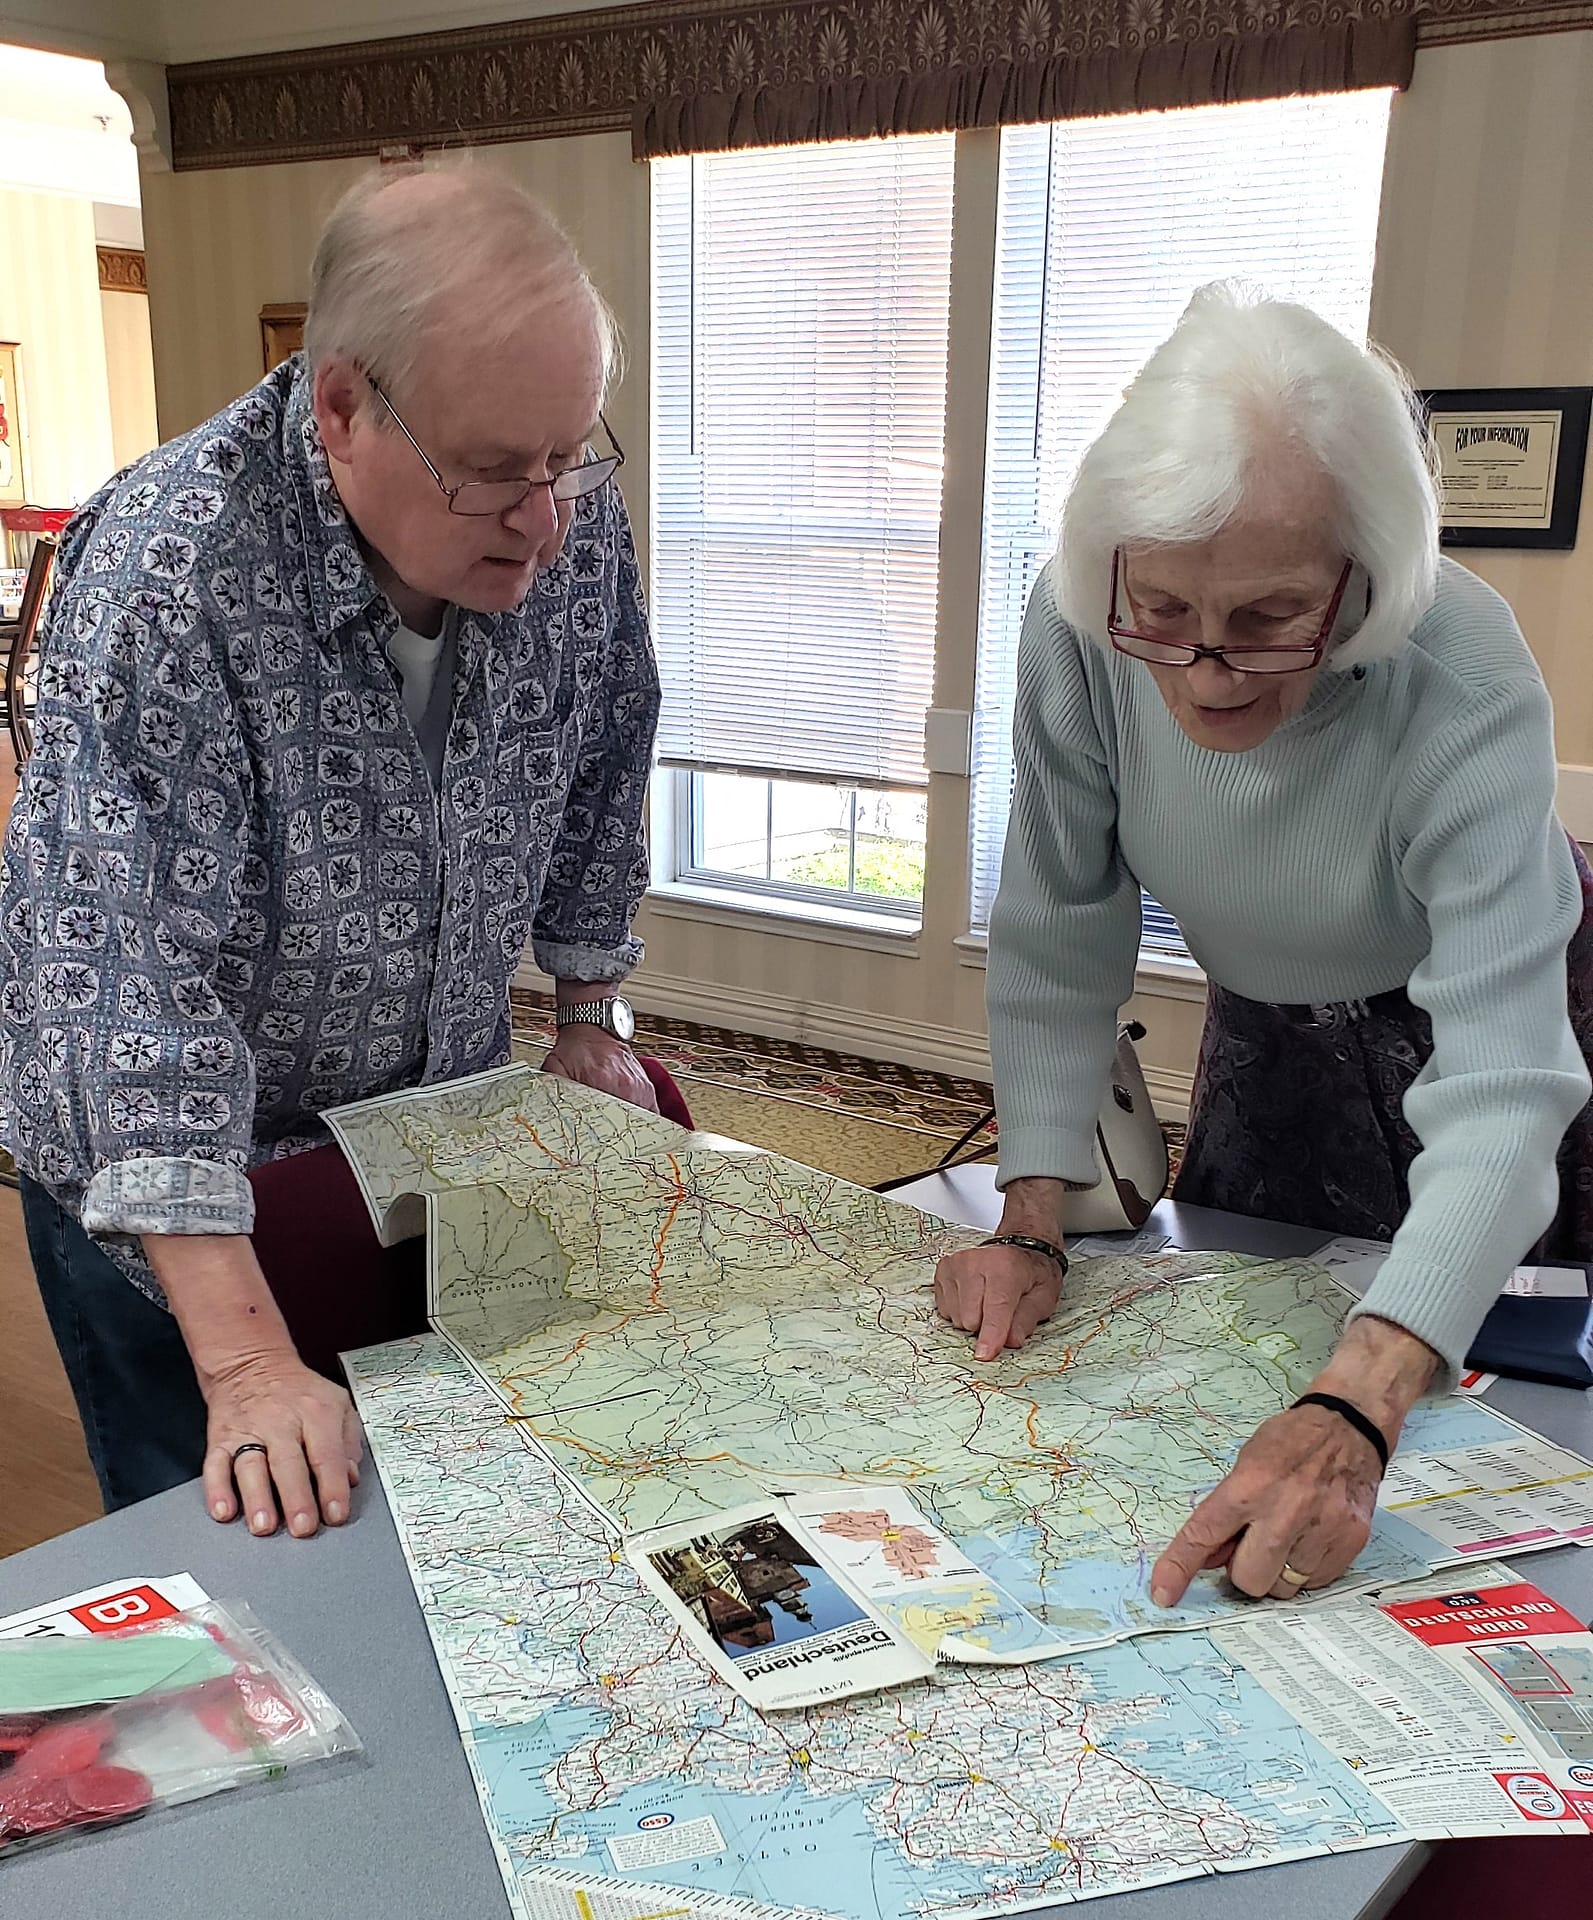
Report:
554,995,636,1043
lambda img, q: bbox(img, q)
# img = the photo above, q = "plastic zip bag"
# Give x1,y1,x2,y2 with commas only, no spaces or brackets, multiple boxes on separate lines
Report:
0,1601,361,1856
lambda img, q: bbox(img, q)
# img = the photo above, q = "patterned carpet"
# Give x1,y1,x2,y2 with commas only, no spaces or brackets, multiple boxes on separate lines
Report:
509,988,1186,1190
0,996,1184,1197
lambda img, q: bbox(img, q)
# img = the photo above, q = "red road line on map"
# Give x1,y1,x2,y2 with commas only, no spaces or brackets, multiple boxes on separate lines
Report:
511,1116,577,1169
648,1155,686,1306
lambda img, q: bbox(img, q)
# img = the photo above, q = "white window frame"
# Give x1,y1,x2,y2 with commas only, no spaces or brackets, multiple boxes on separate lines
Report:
673,770,924,923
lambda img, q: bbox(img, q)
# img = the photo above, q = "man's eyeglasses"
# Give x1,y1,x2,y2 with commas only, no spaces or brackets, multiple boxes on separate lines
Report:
1107,548,1354,676
366,376,624,515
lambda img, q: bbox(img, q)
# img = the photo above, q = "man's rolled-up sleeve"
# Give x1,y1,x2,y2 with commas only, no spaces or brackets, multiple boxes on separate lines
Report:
0,582,260,1238
530,491,661,984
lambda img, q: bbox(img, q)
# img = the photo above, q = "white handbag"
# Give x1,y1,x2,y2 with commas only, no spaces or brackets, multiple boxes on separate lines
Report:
1059,1021,1171,1233
875,1021,1170,1231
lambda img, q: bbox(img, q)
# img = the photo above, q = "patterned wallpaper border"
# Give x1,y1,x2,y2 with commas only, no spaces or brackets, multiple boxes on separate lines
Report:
164,0,1593,169
97,246,148,293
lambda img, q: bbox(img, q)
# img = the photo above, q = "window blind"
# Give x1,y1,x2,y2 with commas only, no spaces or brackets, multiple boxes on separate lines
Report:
651,136,955,791
969,92,1393,931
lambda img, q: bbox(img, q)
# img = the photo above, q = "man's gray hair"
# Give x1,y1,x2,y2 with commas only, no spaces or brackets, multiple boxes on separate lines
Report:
304,165,621,407
1055,283,1440,667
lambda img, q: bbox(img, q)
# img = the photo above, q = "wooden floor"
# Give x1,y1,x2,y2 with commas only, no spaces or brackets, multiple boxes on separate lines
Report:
0,1180,101,1556
0,754,103,1559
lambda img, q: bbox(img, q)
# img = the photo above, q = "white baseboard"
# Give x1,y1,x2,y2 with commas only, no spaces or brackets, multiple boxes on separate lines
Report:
1144,1065,1196,1126
516,959,1196,1121
626,968,996,1082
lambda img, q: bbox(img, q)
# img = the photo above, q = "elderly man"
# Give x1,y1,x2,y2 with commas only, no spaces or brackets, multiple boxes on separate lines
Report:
0,168,663,1539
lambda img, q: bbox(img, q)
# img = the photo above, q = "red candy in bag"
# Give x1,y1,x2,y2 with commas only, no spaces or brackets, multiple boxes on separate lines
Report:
0,1599,360,1859
10,1711,109,1781
0,1711,143,1843
66,1766,156,1819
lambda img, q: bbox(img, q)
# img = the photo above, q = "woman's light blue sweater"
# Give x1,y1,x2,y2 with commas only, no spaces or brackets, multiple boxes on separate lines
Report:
988,557,1590,1383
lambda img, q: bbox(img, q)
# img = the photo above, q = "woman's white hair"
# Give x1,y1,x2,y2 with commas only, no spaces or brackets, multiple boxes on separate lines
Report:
1055,283,1440,668
303,164,623,409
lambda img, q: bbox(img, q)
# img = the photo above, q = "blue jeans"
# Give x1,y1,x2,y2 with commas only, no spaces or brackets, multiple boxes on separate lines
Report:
20,1176,209,1511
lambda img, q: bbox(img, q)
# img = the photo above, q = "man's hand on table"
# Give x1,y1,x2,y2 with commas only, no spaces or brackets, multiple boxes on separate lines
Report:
932,1177,1066,1360
200,1354,363,1539
143,1232,363,1538
542,1024,659,1112
1150,1315,1438,1606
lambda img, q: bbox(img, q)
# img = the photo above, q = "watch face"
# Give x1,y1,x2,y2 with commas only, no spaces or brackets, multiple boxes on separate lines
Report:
610,997,636,1043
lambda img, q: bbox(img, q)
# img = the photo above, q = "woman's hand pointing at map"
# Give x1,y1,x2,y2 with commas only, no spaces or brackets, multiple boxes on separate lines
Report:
932,1191,1440,1612
1150,1316,1437,1607
932,1179,1069,1360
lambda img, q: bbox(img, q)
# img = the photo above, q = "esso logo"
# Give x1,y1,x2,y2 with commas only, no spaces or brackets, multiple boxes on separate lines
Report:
1496,1772,1568,1820
1568,1765,1593,1788
637,1814,674,1831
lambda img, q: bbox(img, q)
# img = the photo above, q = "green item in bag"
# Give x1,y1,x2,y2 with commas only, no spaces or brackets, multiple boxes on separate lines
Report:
0,1625,234,1715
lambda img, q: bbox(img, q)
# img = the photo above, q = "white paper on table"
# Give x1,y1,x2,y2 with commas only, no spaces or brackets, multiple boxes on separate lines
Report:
1314,1236,1393,1294
1215,1565,1593,1835
1380,1435,1593,1557
1319,1242,1587,1304
1503,1266,1591,1299
1068,1228,1174,1260
1456,1370,1500,1396
0,1574,209,1640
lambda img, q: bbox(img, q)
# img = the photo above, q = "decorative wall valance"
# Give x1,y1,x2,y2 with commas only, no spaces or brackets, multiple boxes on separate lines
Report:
96,246,148,293
164,0,1593,171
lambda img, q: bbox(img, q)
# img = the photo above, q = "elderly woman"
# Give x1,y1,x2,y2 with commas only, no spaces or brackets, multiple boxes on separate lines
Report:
934,285,1593,1611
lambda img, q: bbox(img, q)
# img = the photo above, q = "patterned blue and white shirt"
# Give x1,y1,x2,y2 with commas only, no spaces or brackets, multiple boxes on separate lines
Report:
0,356,659,1262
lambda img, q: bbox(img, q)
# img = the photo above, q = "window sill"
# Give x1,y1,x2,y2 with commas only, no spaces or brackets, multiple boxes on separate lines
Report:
645,880,923,955
954,930,1208,999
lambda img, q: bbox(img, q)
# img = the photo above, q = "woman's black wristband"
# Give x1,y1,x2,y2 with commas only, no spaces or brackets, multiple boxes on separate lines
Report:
981,1233,1069,1278
1290,1392,1391,1474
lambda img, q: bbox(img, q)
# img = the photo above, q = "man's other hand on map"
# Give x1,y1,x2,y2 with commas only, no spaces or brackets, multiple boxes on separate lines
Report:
933,1179,1439,1604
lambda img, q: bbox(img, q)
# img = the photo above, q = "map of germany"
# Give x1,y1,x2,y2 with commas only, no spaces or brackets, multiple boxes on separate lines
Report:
815,1510,944,1581
326,1066,1579,1918
346,1333,1404,1919
327,1067,1530,1647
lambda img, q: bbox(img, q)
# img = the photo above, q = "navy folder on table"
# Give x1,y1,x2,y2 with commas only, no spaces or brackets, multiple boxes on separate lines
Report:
1463,1264,1593,1389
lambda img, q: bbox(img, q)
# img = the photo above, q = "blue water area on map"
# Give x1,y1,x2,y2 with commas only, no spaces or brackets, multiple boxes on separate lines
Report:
932,1394,1524,1646
1402,1398,1534,1451
467,1631,1401,1920
473,1729,950,1917
951,1508,1442,1646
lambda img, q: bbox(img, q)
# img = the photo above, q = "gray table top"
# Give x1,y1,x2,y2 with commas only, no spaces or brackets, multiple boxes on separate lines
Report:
4,1183,1591,1920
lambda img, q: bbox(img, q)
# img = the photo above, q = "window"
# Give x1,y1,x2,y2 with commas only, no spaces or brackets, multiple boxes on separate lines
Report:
651,135,956,913
968,92,1394,953
679,772,927,916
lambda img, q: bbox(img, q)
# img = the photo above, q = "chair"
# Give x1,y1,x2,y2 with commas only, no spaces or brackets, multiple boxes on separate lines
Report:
4,534,57,769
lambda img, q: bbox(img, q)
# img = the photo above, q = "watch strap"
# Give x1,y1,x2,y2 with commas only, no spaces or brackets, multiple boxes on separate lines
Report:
555,1000,624,1033
980,1233,1069,1277
1290,1392,1391,1474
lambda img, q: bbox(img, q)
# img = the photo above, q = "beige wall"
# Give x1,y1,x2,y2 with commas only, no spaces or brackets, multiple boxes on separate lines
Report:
140,143,653,540
135,33,1593,1098
1372,32,1593,783
0,185,116,507
100,286,158,470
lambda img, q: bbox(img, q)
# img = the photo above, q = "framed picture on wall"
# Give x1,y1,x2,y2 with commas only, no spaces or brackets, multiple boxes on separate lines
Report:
1420,386,1592,550
0,343,28,507
260,302,307,373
